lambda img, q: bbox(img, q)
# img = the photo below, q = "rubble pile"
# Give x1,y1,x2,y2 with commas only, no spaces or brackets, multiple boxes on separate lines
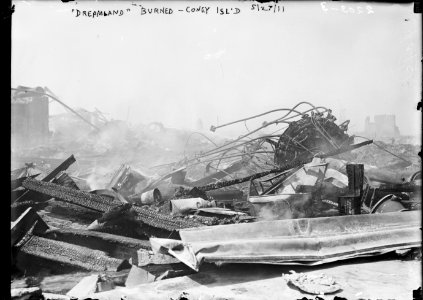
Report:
10,102,421,299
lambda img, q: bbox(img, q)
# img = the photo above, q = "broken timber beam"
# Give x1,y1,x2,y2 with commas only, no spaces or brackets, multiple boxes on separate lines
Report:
22,178,119,212
132,206,202,231
42,155,77,182
17,235,129,272
14,155,76,203
42,228,151,260
11,207,49,247
23,178,203,232
11,174,40,191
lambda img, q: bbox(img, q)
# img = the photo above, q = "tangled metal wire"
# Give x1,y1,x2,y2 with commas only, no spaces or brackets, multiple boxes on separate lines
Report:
151,102,335,184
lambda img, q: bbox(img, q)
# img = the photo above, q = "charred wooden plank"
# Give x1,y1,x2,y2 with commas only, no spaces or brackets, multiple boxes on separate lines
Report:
42,155,76,182
11,174,40,191
14,155,77,203
42,228,151,260
23,178,203,232
11,207,49,247
22,178,120,212
47,201,103,222
132,206,202,231
17,235,129,272
11,201,49,222
11,189,27,203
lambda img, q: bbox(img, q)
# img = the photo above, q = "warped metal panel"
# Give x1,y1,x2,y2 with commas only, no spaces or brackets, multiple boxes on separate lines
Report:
150,211,421,271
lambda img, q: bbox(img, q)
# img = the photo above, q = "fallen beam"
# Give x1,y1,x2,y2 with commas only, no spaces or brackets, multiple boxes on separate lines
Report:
132,206,202,231
17,235,129,272
42,228,151,260
47,200,102,222
23,178,203,232
14,155,76,203
42,155,77,182
11,189,27,203
11,207,49,247
22,178,120,212
11,174,40,191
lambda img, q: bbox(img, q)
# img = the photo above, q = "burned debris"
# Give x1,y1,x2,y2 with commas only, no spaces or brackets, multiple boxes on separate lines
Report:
274,110,353,166
10,99,421,299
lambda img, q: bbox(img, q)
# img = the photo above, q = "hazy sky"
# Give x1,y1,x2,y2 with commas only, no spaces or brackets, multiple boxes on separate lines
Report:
12,1,422,137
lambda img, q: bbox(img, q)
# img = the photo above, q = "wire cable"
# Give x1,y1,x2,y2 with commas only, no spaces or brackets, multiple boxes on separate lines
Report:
354,135,412,164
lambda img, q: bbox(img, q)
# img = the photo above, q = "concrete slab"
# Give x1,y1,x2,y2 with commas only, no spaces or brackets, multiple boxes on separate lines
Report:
93,256,421,300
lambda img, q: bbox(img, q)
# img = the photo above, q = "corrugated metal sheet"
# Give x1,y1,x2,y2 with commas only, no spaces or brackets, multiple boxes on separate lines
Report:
150,211,421,271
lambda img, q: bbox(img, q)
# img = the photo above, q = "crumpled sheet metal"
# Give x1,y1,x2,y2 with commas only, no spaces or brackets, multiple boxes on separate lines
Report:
150,211,421,271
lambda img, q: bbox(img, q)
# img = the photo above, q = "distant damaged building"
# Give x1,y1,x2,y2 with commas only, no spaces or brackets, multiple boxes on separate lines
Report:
11,86,50,146
364,115,400,139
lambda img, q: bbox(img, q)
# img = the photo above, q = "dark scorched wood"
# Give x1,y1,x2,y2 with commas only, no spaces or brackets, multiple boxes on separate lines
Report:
22,178,203,231
42,228,151,259
22,178,120,212
43,228,152,249
14,155,76,203
18,235,128,272
132,206,202,231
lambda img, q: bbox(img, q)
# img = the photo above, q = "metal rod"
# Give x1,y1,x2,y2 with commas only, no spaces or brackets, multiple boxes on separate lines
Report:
211,102,327,131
